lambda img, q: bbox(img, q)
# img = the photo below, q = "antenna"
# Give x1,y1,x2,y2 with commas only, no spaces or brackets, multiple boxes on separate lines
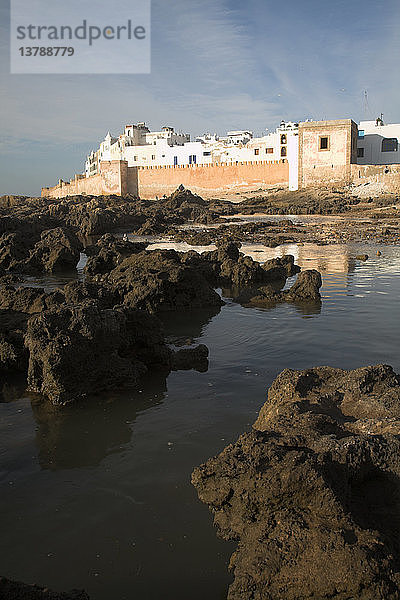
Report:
363,90,373,119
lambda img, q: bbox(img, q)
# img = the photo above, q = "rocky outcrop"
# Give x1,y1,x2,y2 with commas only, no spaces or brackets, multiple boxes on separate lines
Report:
24,304,171,405
0,226,82,275
0,231,32,271
106,249,223,313
0,576,89,599
84,233,146,277
192,364,400,600
241,269,322,307
170,343,209,372
26,227,82,273
181,243,300,292
284,269,322,301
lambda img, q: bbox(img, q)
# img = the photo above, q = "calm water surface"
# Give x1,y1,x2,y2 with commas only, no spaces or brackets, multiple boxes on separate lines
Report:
1,241,400,599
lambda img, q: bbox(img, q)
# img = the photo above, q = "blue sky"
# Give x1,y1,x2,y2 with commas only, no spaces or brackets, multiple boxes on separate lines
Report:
1,0,399,195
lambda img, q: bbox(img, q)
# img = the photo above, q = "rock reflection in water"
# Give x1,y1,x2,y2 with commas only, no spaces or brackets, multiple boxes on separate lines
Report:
29,306,221,472
30,369,169,471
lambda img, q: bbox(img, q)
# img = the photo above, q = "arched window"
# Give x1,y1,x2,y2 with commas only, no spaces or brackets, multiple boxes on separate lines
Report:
280,134,287,145
281,146,287,157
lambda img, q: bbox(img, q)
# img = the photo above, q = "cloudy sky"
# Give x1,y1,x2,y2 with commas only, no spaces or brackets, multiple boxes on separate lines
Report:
1,0,399,195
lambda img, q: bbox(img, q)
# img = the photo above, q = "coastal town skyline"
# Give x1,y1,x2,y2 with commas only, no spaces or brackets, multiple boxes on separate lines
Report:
1,0,400,195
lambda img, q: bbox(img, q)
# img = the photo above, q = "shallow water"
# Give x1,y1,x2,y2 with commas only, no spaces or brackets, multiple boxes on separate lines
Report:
1,242,400,599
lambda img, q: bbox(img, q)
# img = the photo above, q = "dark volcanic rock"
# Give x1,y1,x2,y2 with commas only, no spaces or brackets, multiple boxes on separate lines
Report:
243,269,322,307
0,576,89,599
24,304,171,405
284,268,322,301
62,281,117,309
0,231,32,271
164,186,207,210
192,364,400,600
26,227,82,273
84,233,146,277
106,249,223,313
171,343,209,372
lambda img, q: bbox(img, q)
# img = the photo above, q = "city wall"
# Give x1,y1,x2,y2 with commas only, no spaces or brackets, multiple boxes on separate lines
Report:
41,158,400,200
41,161,138,199
42,160,289,199
134,160,289,199
350,164,400,194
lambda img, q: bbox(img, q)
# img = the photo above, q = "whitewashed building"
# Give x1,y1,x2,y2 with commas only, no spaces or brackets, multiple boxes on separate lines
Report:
357,117,400,165
84,121,299,182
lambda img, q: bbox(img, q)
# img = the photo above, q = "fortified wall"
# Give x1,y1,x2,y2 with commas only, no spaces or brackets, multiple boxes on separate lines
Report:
41,161,138,199
42,159,289,200
42,120,400,199
350,163,400,195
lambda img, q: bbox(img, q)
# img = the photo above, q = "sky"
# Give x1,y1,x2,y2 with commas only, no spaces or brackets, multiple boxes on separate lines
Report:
1,0,400,195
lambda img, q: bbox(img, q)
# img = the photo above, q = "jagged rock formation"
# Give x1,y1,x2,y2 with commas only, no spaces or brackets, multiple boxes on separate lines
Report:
84,233,146,277
0,227,82,274
0,576,89,599
105,249,224,313
24,304,172,404
241,269,323,307
192,364,400,600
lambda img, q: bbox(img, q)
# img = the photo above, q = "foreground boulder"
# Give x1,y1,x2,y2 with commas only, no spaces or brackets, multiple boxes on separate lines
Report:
84,233,146,277
0,576,89,599
192,364,400,600
25,304,171,404
26,227,82,273
240,269,322,307
106,249,223,313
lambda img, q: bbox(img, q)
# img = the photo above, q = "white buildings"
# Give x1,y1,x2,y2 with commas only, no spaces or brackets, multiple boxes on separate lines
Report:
83,117,400,193
84,120,299,181
357,117,400,165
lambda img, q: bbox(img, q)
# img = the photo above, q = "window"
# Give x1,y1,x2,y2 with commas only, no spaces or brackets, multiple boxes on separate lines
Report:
151,155,156,160
357,148,364,158
189,155,197,164
281,146,287,157
203,151,211,156
266,147,274,154
319,136,329,151
358,130,365,139
280,134,287,144
382,138,398,152
254,148,260,155
134,155,138,161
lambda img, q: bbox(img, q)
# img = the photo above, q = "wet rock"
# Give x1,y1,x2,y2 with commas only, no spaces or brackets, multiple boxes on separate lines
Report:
171,344,209,372
284,268,322,301
0,286,47,313
0,576,89,599
24,304,172,405
84,233,146,277
243,269,322,307
192,364,400,600
26,227,82,273
106,249,223,313
0,231,32,271
263,254,300,278
62,281,117,309
164,186,207,210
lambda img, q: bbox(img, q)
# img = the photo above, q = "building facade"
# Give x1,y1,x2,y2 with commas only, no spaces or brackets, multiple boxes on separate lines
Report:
43,116,400,199
84,120,299,178
357,118,400,165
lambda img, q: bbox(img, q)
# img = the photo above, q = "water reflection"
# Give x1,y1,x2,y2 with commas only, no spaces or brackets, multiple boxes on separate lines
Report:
31,370,168,471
